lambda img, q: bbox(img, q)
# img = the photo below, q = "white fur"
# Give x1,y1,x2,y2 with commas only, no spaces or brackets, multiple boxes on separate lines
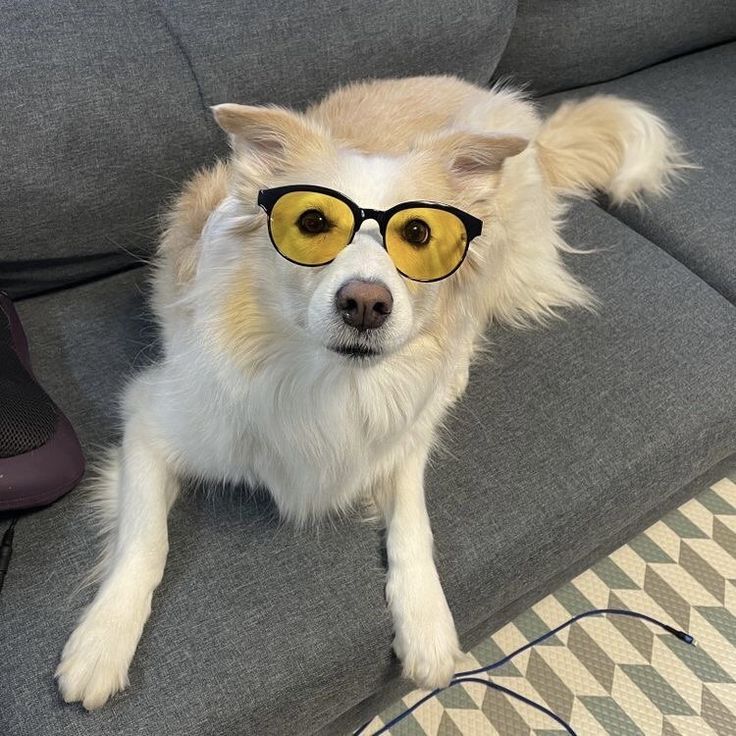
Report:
57,79,682,708
57,378,178,709
607,101,687,204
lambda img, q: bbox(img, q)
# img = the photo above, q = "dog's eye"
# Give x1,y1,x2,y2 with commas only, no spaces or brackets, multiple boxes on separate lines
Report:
298,209,329,234
402,219,431,246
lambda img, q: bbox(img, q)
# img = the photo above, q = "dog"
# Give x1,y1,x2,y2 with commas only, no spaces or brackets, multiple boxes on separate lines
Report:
56,76,683,709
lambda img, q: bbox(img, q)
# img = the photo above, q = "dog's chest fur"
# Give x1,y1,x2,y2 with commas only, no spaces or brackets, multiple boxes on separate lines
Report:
147,333,466,522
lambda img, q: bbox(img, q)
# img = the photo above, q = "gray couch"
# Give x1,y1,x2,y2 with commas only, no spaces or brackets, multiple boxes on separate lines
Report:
2,2,735,734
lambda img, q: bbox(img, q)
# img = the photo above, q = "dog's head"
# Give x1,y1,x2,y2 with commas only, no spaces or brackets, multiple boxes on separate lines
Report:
192,102,587,372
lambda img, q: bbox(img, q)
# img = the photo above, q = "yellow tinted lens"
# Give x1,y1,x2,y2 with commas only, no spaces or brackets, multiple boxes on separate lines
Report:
385,207,467,281
269,191,354,265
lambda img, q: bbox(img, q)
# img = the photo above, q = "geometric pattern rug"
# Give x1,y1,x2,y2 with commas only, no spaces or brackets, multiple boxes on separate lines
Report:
361,473,736,735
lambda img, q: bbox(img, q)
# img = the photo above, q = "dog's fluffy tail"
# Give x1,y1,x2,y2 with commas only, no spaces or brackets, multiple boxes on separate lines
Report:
536,95,689,205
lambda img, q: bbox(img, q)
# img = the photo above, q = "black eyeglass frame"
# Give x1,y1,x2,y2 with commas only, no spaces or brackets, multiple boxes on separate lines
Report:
257,184,483,283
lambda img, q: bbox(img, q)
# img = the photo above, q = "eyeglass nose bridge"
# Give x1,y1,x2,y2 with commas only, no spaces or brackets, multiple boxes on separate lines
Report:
348,208,389,246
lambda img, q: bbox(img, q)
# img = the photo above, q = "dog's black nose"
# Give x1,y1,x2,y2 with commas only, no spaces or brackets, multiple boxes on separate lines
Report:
335,280,393,331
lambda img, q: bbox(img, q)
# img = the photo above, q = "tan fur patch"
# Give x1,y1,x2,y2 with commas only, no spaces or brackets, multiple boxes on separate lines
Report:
214,104,333,183
159,161,230,287
536,98,626,195
536,95,686,203
307,76,475,153
217,266,276,375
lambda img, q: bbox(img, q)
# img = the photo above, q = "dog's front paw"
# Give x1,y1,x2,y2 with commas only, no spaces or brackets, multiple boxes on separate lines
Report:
393,617,463,690
56,605,139,710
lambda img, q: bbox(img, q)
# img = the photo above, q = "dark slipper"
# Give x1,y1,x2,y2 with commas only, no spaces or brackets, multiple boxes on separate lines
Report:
0,292,85,511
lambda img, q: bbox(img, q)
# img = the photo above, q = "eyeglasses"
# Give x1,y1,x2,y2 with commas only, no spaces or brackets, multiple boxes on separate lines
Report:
257,185,483,283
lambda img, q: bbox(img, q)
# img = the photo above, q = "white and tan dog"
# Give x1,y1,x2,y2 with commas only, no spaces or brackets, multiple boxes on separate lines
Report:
56,76,682,709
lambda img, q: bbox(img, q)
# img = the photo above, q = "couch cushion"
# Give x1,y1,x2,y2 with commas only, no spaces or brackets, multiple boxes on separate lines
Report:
0,2,219,300
495,0,736,95
158,0,517,111
544,43,736,305
0,0,516,300
3,202,736,735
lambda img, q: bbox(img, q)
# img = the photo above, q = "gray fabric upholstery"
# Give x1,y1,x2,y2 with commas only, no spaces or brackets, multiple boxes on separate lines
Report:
495,0,736,95
3,202,735,735
544,43,736,305
0,0,515,300
158,0,517,109
0,2,218,299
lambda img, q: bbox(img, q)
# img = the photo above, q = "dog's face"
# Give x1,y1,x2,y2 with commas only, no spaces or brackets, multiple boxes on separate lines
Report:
200,104,576,372
256,149,440,360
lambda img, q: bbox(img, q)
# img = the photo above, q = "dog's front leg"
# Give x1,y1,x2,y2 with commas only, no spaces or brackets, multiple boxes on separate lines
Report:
382,448,463,689
56,380,178,710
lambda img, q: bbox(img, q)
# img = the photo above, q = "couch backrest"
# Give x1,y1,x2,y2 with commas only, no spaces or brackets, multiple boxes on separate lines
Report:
495,0,736,96
0,0,516,299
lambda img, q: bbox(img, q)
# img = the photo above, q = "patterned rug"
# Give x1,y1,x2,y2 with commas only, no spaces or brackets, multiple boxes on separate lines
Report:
362,473,736,735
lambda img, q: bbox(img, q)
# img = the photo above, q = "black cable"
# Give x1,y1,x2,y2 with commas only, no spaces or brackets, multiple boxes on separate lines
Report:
361,676,578,736
0,516,18,596
354,607,696,735
455,607,695,679
452,677,577,735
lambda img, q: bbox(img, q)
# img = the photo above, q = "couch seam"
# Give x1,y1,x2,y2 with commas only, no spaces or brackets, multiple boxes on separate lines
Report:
14,262,146,304
527,38,736,98
151,3,210,121
573,200,736,313
484,0,519,88
597,201,736,307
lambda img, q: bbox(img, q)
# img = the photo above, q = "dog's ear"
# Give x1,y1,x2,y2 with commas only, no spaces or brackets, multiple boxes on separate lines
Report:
211,104,328,172
423,130,528,179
